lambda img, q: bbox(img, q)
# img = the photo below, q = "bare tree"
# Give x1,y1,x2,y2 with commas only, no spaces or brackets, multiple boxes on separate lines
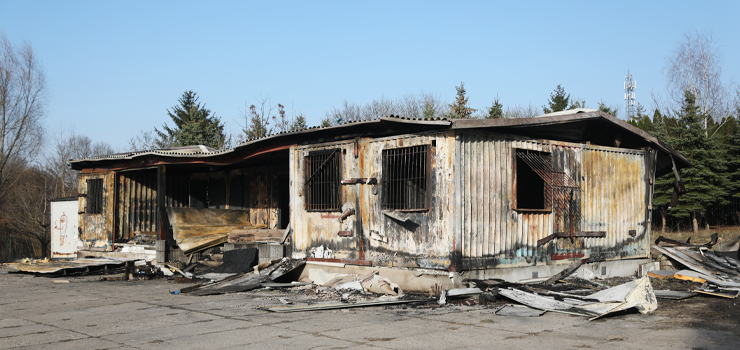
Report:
5,166,53,258
240,94,291,139
46,128,116,197
128,129,174,151
504,103,540,119
0,31,46,202
324,91,448,126
664,30,732,124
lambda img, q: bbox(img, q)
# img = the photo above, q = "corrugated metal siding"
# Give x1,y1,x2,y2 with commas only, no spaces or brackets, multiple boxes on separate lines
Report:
458,133,555,269
457,131,649,269
581,146,648,259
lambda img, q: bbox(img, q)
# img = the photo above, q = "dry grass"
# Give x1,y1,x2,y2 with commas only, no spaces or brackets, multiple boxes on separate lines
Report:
652,225,740,246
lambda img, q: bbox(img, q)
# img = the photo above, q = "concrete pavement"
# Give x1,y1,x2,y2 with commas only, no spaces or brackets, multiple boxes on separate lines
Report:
1,268,737,349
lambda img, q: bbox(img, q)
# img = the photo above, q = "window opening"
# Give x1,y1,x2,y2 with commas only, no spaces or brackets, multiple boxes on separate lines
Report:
515,149,581,229
87,178,104,214
382,145,429,211
305,149,341,211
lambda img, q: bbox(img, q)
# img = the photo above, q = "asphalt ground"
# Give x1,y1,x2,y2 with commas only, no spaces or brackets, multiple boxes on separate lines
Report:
1,267,738,350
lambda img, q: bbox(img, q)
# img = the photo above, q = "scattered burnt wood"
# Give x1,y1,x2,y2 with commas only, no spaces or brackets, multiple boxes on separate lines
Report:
541,259,584,285
654,232,718,249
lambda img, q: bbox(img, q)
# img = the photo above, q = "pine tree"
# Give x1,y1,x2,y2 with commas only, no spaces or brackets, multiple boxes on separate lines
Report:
598,100,618,117
543,85,570,114
727,113,740,197
290,113,308,131
666,91,729,232
446,82,476,119
422,101,436,119
156,91,225,149
486,96,503,119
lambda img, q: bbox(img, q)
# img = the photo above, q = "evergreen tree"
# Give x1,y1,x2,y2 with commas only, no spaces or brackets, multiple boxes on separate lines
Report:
290,113,308,131
598,100,619,117
543,85,570,114
486,96,503,119
727,113,740,197
446,82,476,119
648,109,675,232
569,98,587,110
156,91,225,149
666,91,729,232
422,101,436,119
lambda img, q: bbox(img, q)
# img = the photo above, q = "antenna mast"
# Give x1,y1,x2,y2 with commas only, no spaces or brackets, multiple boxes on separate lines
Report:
624,71,636,118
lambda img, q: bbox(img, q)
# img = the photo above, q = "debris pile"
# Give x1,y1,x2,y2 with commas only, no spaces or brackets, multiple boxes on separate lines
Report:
650,234,740,299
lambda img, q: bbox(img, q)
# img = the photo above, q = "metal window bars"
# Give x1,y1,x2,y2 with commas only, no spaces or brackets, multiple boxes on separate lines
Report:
305,149,341,211
86,178,104,214
382,145,429,211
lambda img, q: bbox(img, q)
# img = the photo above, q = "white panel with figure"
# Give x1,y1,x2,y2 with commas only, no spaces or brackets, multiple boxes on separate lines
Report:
50,198,80,259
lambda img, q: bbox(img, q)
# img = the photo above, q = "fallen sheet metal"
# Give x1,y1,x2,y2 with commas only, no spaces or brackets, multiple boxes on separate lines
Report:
179,259,305,296
587,277,657,317
264,298,424,313
652,245,717,276
653,290,697,300
498,277,657,320
497,288,598,317
5,257,135,275
494,304,546,317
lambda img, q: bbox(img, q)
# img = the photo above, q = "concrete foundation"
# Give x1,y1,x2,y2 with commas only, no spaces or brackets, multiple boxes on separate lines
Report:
461,258,653,282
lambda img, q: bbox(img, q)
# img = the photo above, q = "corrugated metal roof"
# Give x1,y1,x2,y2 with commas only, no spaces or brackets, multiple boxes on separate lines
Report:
69,112,687,173
69,116,450,166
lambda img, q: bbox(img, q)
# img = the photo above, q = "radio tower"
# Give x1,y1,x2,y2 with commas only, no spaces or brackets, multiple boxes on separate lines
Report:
624,71,636,118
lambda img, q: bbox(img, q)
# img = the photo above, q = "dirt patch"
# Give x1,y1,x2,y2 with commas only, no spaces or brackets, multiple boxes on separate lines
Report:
653,296,740,334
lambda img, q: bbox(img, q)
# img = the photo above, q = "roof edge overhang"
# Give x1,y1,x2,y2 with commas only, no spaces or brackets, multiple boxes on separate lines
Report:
69,117,451,170
450,110,691,172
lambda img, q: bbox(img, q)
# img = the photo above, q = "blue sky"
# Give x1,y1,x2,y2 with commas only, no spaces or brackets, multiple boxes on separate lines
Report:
1,0,738,152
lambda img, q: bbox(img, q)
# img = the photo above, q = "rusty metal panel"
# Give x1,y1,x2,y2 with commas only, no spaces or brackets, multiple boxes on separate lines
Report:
581,145,648,260
291,140,356,260
457,130,649,269
290,131,455,270
459,131,554,269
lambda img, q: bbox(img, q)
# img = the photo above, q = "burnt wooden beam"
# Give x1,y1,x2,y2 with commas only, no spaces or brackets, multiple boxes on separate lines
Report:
157,165,172,242
537,231,606,246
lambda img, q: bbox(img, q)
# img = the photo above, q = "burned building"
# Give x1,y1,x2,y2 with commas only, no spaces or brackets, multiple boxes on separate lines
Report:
69,109,689,282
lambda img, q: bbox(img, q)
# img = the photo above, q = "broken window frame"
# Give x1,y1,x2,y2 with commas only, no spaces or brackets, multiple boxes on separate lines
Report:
304,148,342,212
381,144,431,212
513,149,552,212
86,178,104,214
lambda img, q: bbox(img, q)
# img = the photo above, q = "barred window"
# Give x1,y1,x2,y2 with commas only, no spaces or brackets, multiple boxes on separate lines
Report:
382,145,429,211
304,149,341,211
86,178,104,214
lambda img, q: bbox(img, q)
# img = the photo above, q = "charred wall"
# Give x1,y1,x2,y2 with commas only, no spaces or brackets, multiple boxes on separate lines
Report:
455,131,651,270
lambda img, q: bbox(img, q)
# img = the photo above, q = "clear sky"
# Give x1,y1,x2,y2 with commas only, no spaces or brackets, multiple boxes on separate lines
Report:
1,0,738,153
